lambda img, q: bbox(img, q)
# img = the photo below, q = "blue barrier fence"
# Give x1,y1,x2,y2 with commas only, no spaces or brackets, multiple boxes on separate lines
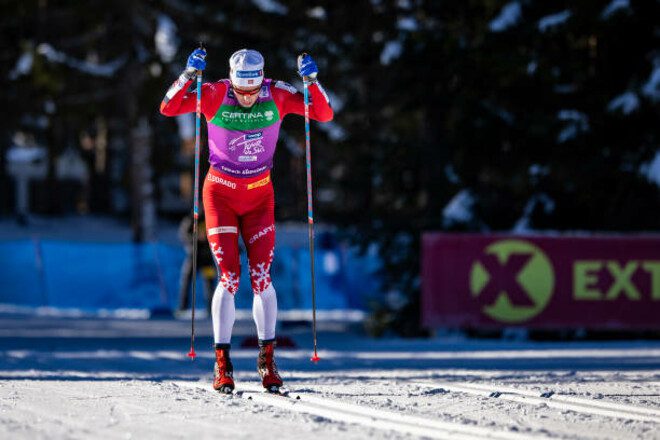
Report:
0,237,380,313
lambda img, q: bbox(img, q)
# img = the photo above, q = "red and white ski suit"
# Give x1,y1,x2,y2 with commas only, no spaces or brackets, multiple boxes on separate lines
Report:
161,76,332,344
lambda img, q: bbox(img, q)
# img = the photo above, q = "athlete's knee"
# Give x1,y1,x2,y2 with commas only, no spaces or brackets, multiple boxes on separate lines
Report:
212,283,236,302
257,283,276,299
218,270,240,295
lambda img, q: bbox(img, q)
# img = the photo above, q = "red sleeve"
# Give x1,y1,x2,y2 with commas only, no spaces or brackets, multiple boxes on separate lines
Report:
272,81,334,122
160,77,226,120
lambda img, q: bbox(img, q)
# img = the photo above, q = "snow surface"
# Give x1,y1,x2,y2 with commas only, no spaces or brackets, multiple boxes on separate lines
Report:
1,313,659,439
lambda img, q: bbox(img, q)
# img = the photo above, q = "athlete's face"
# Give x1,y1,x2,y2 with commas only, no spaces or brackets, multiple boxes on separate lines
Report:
233,85,261,108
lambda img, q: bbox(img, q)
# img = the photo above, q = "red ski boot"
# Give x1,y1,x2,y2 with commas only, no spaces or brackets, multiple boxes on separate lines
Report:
257,340,283,392
213,346,234,394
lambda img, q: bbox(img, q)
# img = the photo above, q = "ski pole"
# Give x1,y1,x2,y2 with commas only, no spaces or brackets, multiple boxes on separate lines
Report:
302,69,320,363
188,46,204,360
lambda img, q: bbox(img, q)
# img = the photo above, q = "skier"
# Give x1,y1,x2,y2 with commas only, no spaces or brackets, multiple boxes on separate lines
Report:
160,48,333,393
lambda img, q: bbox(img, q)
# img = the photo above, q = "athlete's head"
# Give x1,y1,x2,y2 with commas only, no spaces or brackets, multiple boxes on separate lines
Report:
229,48,264,108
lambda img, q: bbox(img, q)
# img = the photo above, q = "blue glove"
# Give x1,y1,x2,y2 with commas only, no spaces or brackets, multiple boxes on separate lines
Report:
297,53,318,81
187,48,207,71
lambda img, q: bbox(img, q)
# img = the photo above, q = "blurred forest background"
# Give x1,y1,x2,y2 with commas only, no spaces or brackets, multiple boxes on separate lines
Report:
1,0,658,335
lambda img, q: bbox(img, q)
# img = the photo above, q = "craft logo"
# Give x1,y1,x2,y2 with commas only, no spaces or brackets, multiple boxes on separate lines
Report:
248,224,275,244
470,239,555,323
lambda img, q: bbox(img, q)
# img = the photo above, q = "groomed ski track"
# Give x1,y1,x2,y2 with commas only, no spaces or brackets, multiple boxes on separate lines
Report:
1,315,659,439
413,381,660,424
173,381,543,440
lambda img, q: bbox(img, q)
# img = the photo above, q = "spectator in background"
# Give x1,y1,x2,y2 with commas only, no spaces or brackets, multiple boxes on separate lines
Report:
177,212,215,316
55,145,90,214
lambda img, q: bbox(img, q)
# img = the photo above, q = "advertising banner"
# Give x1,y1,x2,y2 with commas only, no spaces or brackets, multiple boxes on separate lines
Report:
422,234,660,329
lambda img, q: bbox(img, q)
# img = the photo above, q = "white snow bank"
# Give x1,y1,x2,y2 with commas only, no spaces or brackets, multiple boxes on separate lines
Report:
0,303,150,319
607,91,640,114
601,0,630,19
489,2,522,33
538,10,572,32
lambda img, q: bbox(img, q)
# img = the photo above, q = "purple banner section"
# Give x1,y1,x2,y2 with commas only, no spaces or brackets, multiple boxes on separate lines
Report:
422,234,660,329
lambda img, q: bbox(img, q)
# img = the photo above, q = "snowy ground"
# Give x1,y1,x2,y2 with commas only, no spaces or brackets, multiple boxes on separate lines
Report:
1,313,659,440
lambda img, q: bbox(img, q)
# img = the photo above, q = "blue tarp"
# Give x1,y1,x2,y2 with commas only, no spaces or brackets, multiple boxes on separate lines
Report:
0,237,379,312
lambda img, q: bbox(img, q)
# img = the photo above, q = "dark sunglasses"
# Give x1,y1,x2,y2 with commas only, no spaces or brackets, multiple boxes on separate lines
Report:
233,86,261,97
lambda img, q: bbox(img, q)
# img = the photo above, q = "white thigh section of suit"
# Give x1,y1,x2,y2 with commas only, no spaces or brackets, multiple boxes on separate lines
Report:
252,283,277,341
211,284,236,344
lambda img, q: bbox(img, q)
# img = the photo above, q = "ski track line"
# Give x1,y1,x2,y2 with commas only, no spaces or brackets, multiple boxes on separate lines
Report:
413,381,660,424
172,381,548,440
456,381,660,418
